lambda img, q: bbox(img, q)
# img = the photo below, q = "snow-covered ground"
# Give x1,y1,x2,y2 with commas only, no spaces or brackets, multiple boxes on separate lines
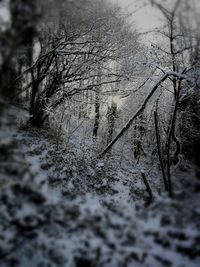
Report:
0,106,200,267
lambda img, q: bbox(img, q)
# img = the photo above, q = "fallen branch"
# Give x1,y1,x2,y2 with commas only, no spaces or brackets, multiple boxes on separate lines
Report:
98,71,191,158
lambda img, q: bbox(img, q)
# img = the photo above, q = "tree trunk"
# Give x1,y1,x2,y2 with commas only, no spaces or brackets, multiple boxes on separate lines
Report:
93,64,101,140
107,97,117,144
154,109,168,191
166,79,182,197
93,89,100,139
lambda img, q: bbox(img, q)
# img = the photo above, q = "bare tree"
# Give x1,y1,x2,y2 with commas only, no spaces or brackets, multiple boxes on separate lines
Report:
14,0,137,127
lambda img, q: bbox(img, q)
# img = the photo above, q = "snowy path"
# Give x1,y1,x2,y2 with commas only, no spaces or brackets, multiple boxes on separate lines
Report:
1,106,200,267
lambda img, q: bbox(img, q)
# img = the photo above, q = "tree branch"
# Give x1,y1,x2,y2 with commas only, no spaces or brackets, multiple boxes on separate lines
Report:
98,71,192,158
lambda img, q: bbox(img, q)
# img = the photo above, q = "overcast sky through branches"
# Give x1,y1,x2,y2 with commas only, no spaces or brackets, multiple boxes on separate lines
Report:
110,0,160,31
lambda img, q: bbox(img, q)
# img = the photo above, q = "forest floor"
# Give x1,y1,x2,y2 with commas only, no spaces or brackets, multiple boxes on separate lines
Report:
0,105,200,267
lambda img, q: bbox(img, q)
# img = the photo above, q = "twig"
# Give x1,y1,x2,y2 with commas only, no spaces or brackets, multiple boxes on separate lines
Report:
141,172,153,205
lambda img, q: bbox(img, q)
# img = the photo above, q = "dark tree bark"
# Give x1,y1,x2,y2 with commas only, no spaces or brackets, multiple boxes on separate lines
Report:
166,78,183,197
0,0,40,119
107,98,117,145
154,109,168,191
93,89,100,139
93,64,102,140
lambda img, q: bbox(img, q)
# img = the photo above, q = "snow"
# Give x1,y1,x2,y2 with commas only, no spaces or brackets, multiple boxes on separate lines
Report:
0,106,200,267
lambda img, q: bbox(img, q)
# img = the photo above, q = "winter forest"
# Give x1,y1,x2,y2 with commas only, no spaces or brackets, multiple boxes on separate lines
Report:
0,0,200,266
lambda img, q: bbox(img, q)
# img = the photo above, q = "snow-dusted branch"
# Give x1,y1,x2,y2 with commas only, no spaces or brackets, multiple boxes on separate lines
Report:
99,71,192,158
